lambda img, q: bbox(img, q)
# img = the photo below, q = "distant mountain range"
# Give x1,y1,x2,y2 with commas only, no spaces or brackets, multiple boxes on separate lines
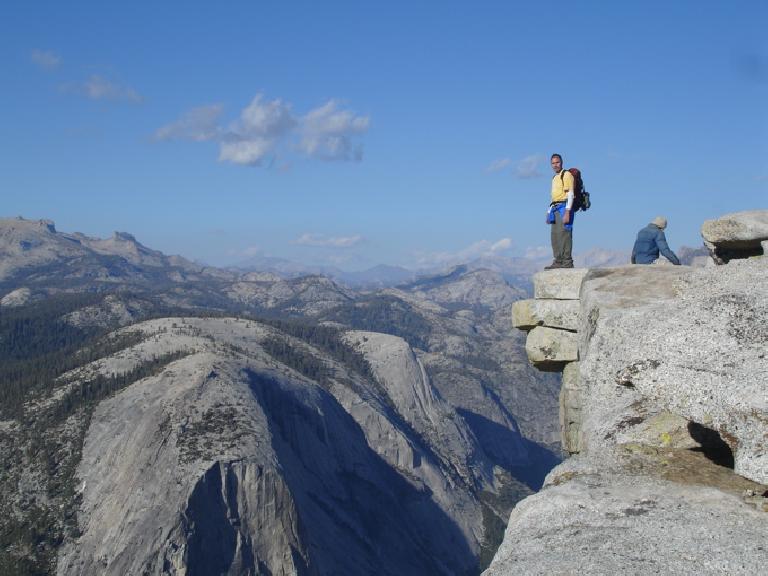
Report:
0,217,711,574
0,216,561,575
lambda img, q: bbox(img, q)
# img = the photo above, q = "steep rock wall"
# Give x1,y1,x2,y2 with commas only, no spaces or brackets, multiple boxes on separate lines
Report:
492,250,768,574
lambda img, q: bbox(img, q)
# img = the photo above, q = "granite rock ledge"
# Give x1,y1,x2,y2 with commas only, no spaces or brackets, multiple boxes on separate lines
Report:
492,220,768,574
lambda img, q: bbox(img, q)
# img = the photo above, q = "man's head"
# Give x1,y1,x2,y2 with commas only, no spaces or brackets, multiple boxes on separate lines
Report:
652,216,668,229
550,153,563,174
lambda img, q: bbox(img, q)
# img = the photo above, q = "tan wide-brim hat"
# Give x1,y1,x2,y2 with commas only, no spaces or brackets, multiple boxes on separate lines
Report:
652,216,668,229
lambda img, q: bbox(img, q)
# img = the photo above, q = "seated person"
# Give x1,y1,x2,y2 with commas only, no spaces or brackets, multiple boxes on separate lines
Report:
631,216,680,265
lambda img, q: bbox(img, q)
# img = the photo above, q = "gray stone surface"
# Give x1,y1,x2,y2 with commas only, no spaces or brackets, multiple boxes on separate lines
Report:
701,209,768,263
578,266,693,358
485,472,768,576
579,258,768,484
533,268,589,300
492,251,768,575
559,362,582,454
511,298,580,331
525,326,578,370
55,318,487,576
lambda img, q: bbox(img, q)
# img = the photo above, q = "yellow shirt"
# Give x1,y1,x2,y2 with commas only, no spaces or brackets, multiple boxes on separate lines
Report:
551,170,574,203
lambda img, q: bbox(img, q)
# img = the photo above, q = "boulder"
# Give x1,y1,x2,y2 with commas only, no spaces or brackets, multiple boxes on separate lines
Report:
511,298,580,331
525,327,578,370
701,209,768,264
533,268,589,300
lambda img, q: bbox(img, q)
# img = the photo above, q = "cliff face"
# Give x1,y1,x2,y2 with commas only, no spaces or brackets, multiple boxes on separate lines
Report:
491,237,768,574
49,317,521,575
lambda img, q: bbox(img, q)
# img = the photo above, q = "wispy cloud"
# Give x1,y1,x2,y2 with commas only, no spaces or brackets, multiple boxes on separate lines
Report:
294,233,364,248
61,75,143,103
31,49,61,71
486,158,512,173
154,104,223,142
155,93,369,167
514,154,546,179
486,154,547,178
415,237,515,266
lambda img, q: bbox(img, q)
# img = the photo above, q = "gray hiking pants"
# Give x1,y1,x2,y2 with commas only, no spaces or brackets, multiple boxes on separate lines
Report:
550,210,573,266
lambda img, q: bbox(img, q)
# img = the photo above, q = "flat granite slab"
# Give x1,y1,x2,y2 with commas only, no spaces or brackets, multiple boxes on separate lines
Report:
511,298,580,331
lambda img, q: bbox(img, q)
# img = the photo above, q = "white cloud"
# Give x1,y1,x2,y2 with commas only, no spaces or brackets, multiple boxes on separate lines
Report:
219,138,275,166
486,158,512,173
156,94,368,167
298,100,369,161
31,49,61,70
490,238,513,252
294,233,364,248
153,104,223,142
215,95,297,166
515,154,546,179
235,94,296,138
62,75,142,103
415,237,515,266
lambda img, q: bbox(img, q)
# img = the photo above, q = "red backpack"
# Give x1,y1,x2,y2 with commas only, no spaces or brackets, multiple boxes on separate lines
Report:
561,168,591,212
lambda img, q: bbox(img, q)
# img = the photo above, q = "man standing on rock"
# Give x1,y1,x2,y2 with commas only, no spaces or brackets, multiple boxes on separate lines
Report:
631,216,681,265
545,153,575,269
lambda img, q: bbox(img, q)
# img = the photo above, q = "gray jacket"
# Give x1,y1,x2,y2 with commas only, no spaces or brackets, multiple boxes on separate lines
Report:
631,224,680,265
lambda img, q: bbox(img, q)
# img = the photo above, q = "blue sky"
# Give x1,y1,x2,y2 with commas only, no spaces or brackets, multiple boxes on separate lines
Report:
2,1,766,270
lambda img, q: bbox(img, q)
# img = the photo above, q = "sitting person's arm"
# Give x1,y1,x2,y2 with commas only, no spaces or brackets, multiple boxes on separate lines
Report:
656,231,680,265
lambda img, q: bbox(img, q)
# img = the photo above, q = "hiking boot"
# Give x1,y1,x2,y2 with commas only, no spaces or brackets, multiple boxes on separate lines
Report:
544,261,562,270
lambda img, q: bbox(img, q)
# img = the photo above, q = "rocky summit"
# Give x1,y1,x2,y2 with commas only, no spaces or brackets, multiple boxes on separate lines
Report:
492,224,768,575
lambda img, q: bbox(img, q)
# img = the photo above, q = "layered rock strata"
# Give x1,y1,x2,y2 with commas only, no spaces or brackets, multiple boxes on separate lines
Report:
512,269,587,452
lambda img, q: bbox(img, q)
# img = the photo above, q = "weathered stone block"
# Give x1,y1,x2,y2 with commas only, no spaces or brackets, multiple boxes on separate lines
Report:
701,210,768,263
512,299,580,331
533,268,589,300
525,326,578,370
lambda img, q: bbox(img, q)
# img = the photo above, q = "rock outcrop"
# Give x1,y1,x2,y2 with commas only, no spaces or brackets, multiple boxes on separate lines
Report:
491,235,768,574
512,269,590,450
701,209,768,264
